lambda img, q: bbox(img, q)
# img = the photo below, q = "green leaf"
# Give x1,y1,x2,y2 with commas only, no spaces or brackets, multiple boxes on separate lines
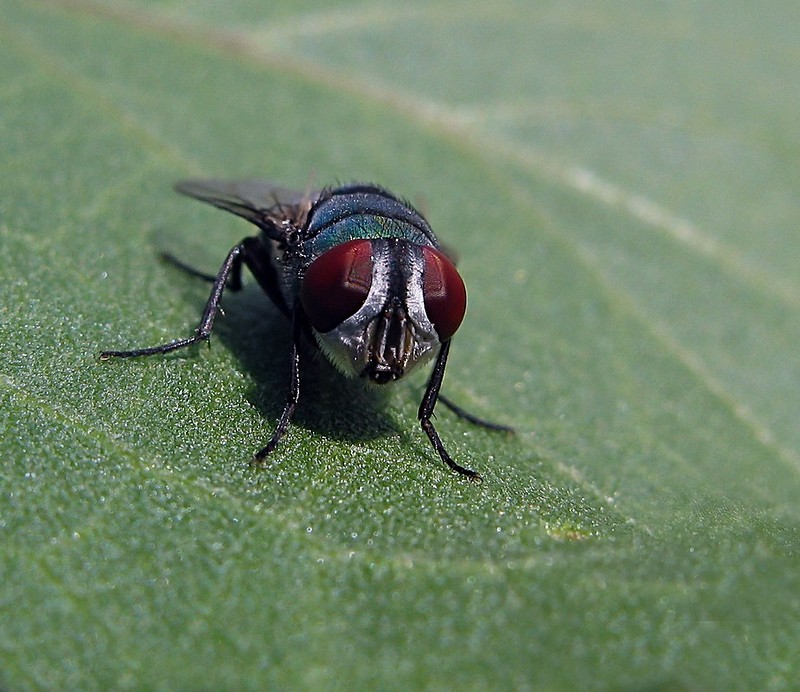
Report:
2,1,799,688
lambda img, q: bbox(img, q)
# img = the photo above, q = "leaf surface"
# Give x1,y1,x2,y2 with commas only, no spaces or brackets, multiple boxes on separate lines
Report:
2,1,799,688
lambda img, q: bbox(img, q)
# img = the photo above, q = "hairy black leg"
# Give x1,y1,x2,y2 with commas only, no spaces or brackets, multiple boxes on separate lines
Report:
418,340,480,480
100,241,247,359
437,394,514,433
251,310,304,463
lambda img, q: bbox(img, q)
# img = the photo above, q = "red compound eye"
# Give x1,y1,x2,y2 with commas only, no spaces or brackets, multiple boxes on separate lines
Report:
422,246,467,341
301,239,374,333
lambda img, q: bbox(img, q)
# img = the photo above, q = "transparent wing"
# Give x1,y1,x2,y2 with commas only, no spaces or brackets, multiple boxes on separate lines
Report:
174,178,318,233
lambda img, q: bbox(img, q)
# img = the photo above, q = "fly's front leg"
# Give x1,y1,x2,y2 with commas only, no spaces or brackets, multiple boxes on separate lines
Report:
419,340,481,481
100,241,248,359
251,309,305,464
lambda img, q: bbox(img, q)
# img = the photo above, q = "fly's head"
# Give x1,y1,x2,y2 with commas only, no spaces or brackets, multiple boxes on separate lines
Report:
300,238,466,384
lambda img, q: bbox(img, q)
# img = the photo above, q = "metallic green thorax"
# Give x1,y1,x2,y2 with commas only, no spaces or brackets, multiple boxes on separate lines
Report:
304,186,437,258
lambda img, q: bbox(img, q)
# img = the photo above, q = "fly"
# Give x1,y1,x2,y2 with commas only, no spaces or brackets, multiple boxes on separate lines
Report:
100,180,511,480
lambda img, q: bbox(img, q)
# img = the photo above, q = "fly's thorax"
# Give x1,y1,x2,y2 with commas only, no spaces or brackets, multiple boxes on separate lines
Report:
307,184,438,249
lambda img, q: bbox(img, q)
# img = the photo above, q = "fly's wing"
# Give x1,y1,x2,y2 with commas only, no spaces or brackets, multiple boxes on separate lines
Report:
174,179,317,238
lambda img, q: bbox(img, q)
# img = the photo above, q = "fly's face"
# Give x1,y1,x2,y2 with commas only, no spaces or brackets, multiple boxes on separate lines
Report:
300,237,466,384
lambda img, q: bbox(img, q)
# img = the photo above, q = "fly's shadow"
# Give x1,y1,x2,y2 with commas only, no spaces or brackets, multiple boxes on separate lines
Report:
163,253,400,446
